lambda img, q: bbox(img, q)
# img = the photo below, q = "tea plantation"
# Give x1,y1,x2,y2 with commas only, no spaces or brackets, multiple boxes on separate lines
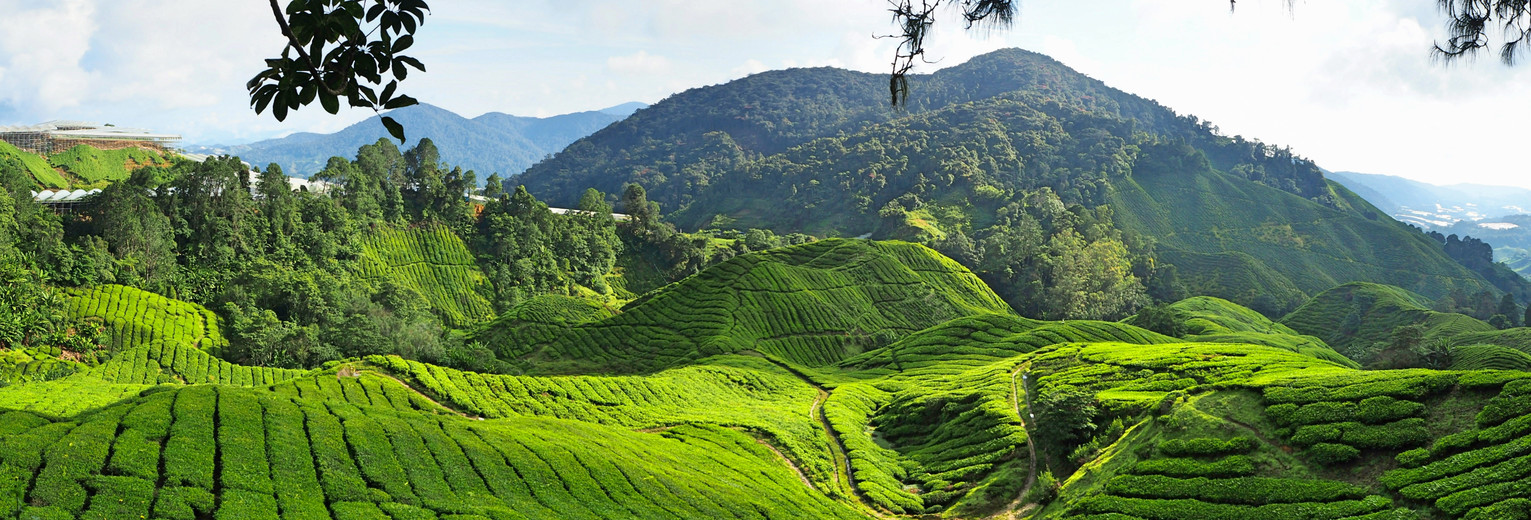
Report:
12,240,1531,519
356,224,497,328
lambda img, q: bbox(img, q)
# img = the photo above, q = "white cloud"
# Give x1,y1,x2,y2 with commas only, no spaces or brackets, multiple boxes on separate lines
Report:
607,50,673,76
2,0,1529,189
0,0,97,114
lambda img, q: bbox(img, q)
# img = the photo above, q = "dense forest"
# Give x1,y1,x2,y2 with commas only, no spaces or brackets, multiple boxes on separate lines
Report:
0,138,815,374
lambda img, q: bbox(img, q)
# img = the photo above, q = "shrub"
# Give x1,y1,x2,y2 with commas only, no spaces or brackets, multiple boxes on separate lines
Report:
1307,443,1361,465
1157,437,1256,457
151,486,216,520
1396,448,1429,468
1131,456,1256,478
1355,396,1425,424
1105,475,1366,504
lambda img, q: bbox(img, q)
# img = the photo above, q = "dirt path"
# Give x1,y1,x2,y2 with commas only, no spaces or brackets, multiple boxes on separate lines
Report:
360,367,480,419
1000,362,1040,520
754,436,817,488
742,350,886,517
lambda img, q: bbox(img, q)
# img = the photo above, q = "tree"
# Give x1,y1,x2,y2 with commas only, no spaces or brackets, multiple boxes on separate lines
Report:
1128,303,1186,338
885,0,1016,105
249,0,429,142
1499,293,1521,328
1434,1,1531,65
1030,384,1097,461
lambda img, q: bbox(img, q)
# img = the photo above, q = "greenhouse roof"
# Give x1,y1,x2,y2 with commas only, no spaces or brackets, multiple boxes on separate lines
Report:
32,189,102,203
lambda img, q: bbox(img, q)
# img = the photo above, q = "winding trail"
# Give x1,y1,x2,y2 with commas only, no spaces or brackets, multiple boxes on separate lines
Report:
358,367,479,419
743,350,885,517
1002,362,1040,520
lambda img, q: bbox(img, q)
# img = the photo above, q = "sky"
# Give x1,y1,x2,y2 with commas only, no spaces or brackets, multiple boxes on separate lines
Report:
1,0,1529,188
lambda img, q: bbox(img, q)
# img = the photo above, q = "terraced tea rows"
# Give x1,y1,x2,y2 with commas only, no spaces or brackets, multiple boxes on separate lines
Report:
356,224,496,327
90,340,308,386
364,354,839,492
1159,296,1358,368
64,285,228,353
483,239,1014,374
1381,378,1531,518
466,294,614,349
0,373,865,520
1281,282,1496,362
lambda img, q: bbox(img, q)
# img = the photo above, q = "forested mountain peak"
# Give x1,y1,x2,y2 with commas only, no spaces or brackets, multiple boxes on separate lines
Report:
516,48,1525,317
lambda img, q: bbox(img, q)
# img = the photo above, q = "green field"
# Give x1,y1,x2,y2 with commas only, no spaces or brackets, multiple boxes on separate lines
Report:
47,145,169,185
11,241,1531,519
355,223,497,328
0,141,67,189
65,284,229,354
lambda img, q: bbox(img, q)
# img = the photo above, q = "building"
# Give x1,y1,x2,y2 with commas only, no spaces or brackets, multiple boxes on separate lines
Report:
0,121,180,155
31,189,102,215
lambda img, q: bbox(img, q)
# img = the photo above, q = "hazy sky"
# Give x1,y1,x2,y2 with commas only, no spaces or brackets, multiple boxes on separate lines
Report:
2,1,1529,188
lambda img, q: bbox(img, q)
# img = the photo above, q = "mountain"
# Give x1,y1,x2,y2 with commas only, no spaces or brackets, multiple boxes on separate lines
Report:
191,102,645,179
1327,170,1531,228
515,48,1521,312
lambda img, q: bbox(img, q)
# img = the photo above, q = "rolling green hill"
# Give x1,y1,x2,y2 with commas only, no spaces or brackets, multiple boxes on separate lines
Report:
1281,282,1497,364
1143,296,1358,368
476,238,1014,374
15,242,1531,519
64,284,229,355
515,48,1516,314
355,223,497,328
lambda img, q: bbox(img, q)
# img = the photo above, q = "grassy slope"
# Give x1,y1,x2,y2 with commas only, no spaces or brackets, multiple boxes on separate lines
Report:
1160,296,1359,369
355,223,497,328
1110,155,1495,310
17,244,1531,519
0,141,67,189
47,145,169,185
1281,282,1497,363
479,238,1015,374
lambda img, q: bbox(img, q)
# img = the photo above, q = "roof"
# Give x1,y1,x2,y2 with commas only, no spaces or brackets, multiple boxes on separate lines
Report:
0,121,179,140
31,189,102,203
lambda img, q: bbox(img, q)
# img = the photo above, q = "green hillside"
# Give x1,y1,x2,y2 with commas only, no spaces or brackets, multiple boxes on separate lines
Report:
15,241,1531,519
515,48,1514,315
1281,282,1497,365
47,145,170,185
477,238,1014,374
355,223,497,328
0,141,67,189
1137,296,1358,368
0,141,172,190
65,284,230,354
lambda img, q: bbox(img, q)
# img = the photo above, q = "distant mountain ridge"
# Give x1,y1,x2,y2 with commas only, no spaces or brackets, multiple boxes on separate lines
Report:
516,48,1525,311
189,102,645,180
1327,170,1531,228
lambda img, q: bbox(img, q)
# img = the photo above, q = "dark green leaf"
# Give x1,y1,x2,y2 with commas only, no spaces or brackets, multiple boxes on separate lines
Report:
381,116,406,143
382,95,416,110
319,89,340,114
